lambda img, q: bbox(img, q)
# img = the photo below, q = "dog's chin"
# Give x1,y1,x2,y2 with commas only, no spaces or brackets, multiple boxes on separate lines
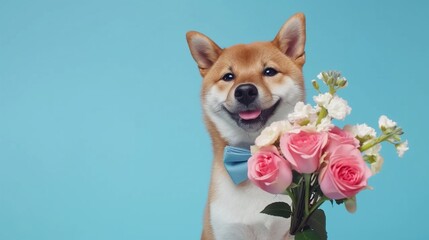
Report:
223,100,281,132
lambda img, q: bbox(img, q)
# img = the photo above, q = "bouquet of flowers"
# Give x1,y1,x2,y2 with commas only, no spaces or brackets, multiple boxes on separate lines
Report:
247,71,409,240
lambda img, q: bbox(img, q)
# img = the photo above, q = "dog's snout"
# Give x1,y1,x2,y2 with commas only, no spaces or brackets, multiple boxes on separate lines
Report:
234,84,258,105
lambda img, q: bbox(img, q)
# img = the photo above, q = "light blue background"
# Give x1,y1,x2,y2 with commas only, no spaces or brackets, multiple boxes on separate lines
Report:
0,0,427,239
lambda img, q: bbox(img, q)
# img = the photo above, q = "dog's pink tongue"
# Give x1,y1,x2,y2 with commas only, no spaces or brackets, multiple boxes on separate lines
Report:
239,110,262,120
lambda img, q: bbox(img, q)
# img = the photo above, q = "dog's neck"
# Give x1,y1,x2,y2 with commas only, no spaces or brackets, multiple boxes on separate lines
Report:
204,115,258,161
205,116,227,159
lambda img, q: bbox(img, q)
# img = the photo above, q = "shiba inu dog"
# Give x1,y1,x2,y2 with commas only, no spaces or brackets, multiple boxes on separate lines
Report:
186,13,306,240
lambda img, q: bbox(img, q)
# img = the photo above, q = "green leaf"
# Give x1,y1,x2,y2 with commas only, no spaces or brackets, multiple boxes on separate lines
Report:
295,229,320,240
307,209,327,240
260,202,291,218
335,199,345,205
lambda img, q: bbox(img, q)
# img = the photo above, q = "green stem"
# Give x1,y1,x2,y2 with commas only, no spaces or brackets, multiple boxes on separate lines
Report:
359,130,399,152
329,85,336,95
309,196,328,214
286,189,295,202
290,182,306,235
289,198,297,233
316,107,328,125
304,174,311,215
295,196,328,233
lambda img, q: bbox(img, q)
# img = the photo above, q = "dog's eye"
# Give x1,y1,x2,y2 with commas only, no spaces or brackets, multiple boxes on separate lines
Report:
263,67,278,77
222,73,235,81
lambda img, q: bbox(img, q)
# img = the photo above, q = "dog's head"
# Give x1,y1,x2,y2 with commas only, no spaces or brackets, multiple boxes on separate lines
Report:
186,13,306,146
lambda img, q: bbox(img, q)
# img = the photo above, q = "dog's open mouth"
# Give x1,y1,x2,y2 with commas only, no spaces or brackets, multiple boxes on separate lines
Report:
224,100,280,131
239,110,262,120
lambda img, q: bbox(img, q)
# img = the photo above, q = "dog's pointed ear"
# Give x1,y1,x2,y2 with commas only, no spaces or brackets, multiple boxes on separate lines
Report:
272,13,306,67
186,31,222,76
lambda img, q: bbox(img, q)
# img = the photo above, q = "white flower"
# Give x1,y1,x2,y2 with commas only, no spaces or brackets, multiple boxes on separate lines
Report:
313,93,333,108
271,120,293,134
363,143,381,156
294,124,317,133
316,117,334,132
370,154,384,174
255,120,292,147
317,72,323,80
287,102,318,123
250,145,260,154
326,96,351,120
396,140,409,158
345,124,377,138
378,115,397,129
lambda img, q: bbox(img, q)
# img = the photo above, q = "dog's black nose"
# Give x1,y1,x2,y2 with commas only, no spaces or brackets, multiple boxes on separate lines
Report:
234,84,258,105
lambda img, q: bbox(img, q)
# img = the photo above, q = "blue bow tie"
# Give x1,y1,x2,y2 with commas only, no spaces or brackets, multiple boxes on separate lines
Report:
223,146,251,185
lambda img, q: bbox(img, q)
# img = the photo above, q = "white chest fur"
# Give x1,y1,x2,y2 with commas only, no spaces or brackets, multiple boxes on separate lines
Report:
210,175,291,240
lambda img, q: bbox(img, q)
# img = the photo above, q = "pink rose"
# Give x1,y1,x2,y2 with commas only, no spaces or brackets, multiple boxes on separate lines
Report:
280,130,328,173
247,146,292,194
319,144,372,199
327,126,360,149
